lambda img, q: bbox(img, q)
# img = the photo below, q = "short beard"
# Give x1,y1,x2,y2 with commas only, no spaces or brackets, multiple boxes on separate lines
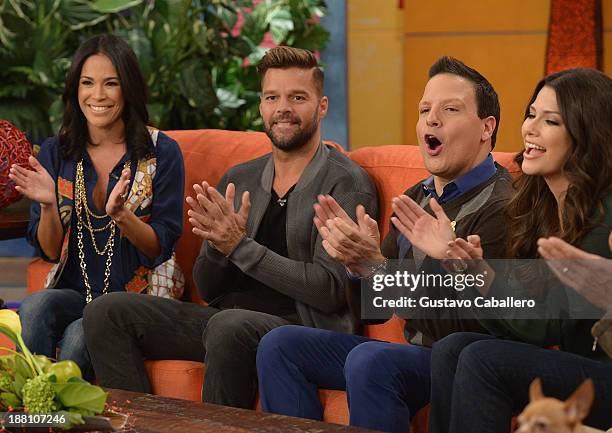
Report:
264,110,319,152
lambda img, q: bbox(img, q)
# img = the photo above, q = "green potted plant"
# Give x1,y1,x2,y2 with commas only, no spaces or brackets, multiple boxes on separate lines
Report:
0,309,119,430
0,0,329,142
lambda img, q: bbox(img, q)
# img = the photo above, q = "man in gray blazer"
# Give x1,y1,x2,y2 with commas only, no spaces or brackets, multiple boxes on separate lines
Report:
84,46,378,410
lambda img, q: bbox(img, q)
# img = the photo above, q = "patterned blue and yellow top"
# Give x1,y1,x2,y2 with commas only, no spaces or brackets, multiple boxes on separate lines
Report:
26,130,184,299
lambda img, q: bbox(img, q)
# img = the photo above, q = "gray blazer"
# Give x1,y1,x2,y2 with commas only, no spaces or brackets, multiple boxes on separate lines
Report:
193,144,378,334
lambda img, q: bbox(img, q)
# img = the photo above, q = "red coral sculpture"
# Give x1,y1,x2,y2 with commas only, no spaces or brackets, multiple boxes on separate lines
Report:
0,120,32,209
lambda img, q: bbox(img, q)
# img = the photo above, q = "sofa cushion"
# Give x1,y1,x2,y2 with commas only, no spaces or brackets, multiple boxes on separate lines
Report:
144,359,205,401
144,359,429,431
363,315,407,343
27,257,53,293
349,145,431,238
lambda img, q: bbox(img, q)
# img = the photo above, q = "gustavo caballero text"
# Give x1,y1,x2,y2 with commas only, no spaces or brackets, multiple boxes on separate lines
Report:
372,296,536,309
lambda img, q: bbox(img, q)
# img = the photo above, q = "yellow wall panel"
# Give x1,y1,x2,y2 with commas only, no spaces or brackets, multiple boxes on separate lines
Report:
348,1,404,149
404,0,550,33
348,0,608,152
403,35,548,152
348,0,402,31
603,0,612,27
348,30,404,149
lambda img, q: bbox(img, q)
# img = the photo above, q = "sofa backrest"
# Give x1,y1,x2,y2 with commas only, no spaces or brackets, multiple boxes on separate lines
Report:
166,129,520,313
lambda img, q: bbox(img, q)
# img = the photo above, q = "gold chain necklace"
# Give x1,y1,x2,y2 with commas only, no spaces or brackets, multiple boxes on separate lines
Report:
74,159,129,303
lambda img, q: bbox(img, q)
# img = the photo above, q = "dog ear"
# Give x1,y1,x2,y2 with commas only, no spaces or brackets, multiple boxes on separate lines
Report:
564,379,595,424
529,378,545,401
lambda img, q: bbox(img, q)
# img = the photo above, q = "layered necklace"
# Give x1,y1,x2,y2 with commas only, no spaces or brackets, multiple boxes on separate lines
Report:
74,159,129,303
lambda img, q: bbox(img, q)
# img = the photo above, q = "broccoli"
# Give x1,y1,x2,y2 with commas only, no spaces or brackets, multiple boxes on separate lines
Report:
0,370,13,392
22,374,58,413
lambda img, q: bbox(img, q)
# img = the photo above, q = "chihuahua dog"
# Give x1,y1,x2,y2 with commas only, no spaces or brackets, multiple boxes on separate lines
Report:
516,378,608,433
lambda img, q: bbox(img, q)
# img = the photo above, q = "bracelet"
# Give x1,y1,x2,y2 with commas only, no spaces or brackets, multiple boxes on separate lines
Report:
109,208,128,224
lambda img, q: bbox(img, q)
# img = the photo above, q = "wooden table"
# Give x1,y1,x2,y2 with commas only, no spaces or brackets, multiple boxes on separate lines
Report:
106,388,382,433
0,198,30,240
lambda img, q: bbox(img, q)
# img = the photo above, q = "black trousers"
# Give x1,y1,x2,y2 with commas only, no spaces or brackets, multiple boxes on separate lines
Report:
428,332,612,433
83,292,295,409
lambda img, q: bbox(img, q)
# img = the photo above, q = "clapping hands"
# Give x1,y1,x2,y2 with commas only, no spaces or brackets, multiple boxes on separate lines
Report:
9,156,55,207
186,182,250,256
538,232,612,311
313,195,385,277
106,167,131,219
391,196,456,259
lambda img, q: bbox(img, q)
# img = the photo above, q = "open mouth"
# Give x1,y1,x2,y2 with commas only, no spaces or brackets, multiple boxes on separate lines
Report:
524,142,546,156
424,134,443,156
425,134,442,149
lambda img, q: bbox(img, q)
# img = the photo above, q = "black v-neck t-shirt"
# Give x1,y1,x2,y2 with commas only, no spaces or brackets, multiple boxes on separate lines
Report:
215,186,299,322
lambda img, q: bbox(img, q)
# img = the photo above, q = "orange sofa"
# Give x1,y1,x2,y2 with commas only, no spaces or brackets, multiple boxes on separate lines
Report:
26,129,519,431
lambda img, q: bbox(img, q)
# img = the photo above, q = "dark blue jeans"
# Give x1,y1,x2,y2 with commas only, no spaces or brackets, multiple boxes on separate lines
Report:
256,325,431,433
429,332,612,433
18,288,94,381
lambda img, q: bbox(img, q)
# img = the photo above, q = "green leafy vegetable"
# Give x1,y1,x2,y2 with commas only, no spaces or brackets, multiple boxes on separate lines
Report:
52,382,107,415
22,374,59,413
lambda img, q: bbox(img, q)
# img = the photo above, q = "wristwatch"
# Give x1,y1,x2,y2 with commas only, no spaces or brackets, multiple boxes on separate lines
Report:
363,258,389,279
449,259,468,274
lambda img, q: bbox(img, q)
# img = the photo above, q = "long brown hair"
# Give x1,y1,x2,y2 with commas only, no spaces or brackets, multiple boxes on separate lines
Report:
59,34,153,161
507,68,612,258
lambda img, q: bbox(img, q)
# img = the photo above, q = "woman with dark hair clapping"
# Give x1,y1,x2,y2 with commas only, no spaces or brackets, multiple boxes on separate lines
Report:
427,68,612,433
9,34,184,380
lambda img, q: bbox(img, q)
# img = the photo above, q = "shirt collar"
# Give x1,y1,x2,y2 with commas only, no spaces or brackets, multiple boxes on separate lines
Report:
421,154,496,204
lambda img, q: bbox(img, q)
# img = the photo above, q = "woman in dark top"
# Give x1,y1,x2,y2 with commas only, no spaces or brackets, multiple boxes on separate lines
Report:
428,68,612,432
9,34,184,379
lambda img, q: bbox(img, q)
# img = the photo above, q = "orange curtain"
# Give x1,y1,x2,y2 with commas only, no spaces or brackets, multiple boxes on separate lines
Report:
545,0,603,74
